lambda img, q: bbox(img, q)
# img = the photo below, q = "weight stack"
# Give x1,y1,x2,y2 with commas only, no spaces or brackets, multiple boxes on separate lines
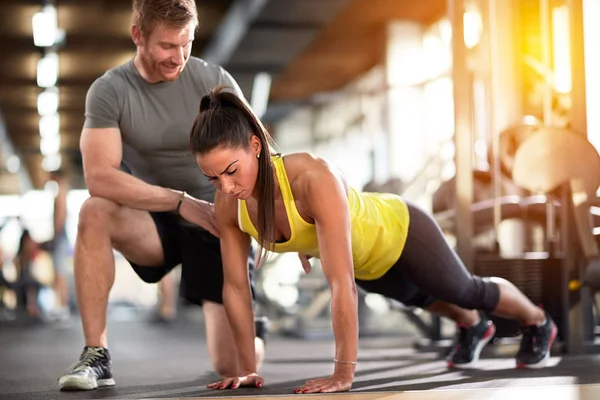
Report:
474,253,566,341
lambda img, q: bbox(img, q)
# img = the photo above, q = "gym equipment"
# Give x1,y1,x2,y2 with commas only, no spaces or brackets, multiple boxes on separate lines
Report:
583,261,600,293
513,128,600,198
436,194,560,237
433,125,600,353
480,129,600,352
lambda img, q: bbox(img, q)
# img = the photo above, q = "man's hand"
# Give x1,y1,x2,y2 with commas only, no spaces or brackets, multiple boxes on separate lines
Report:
207,373,264,390
177,194,220,237
298,254,312,274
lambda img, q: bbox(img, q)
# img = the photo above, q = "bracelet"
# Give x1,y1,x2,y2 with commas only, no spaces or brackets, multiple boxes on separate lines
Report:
175,191,186,214
333,358,357,365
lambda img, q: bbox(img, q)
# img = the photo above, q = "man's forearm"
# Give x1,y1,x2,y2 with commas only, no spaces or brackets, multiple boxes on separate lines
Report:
331,284,359,377
86,167,180,211
223,283,257,374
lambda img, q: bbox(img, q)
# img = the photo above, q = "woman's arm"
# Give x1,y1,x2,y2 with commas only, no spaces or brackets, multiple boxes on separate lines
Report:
302,165,358,389
214,191,257,376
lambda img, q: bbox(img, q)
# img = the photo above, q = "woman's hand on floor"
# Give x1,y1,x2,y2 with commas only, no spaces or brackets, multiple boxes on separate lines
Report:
294,374,352,394
207,373,264,390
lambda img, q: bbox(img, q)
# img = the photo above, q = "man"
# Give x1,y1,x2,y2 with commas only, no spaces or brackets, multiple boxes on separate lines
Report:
58,0,266,391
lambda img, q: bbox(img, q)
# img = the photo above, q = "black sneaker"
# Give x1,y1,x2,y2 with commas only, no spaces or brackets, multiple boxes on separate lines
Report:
516,312,557,368
447,317,496,368
58,346,115,391
255,316,270,345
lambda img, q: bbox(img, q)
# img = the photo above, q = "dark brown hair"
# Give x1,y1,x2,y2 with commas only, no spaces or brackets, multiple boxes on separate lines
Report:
190,86,277,267
132,0,198,36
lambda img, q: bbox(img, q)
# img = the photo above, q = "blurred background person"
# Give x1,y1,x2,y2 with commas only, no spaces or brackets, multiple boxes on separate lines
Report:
13,230,45,319
47,170,73,321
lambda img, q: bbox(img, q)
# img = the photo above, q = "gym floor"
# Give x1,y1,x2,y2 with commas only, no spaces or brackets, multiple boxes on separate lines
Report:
2,312,600,400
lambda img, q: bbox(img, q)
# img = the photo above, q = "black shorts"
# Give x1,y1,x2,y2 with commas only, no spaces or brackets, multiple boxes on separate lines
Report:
127,211,255,306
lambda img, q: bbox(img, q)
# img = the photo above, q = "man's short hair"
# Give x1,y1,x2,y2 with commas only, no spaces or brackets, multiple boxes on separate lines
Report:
132,0,198,36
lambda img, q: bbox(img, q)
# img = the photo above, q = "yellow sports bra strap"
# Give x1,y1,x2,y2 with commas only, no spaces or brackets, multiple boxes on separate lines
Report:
272,156,294,204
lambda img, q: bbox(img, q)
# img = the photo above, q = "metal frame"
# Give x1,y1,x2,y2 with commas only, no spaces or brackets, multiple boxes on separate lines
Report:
449,0,475,273
201,0,270,65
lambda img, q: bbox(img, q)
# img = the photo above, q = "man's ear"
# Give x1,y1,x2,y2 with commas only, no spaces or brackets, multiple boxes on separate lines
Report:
131,25,143,46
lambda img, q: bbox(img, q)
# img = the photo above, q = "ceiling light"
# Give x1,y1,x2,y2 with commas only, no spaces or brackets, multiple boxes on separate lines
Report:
463,9,483,49
42,154,62,172
251,72,272,119
44,180,59,197
37,52,59,88
37,88,59,116
32,5,58,47
40,135,61,156
39,113,60,137
6,155,21,174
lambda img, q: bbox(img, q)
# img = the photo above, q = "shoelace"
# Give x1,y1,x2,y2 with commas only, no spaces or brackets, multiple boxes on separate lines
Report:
69,347,105,373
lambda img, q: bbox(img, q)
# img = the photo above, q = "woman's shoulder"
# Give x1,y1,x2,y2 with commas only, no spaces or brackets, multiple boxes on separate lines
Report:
280,152,332,175
280,152,347,194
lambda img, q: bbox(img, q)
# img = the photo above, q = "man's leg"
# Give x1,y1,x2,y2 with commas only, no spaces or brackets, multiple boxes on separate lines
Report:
180,230,265,378
60,196,167,391
155,270,178,321
74,196,165,348
203,300,265,377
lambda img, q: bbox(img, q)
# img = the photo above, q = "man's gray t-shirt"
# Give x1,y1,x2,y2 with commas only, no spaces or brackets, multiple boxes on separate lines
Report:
84,56,241,202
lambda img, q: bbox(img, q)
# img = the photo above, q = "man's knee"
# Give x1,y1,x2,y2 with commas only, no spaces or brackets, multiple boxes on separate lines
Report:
203,301,241,377
78,196,120,234
212,356,240,378
211,339,264,377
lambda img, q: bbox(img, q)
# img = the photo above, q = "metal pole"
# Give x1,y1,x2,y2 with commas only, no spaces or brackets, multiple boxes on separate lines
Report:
487,0,502,246
568,0,587,135
540,0,553,126
567,0,589,355
539,0,559,249
449,0,475,271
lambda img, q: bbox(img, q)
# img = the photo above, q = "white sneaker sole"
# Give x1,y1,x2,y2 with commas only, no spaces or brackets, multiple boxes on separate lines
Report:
58,374,116,391
518,350,551,369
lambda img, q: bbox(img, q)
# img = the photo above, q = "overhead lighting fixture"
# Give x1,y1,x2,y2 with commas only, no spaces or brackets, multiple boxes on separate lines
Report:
37,51,59,88
6,155,21,174
40,134,61,156
39,113,60,137
32,5,58,47
44,180,60,197
463,7,483,49
42,154,62,172
251,72,272,119
37,87,59,116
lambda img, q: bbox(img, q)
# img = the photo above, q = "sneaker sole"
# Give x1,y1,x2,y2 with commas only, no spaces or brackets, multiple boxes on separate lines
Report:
516,322,558,369
448,323,496,369
58,375,116,391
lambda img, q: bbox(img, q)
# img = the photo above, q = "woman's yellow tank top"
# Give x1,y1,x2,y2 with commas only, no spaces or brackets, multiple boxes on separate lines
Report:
237,156,410,280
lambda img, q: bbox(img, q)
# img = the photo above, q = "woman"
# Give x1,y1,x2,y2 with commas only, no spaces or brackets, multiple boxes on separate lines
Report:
189,87,557,394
